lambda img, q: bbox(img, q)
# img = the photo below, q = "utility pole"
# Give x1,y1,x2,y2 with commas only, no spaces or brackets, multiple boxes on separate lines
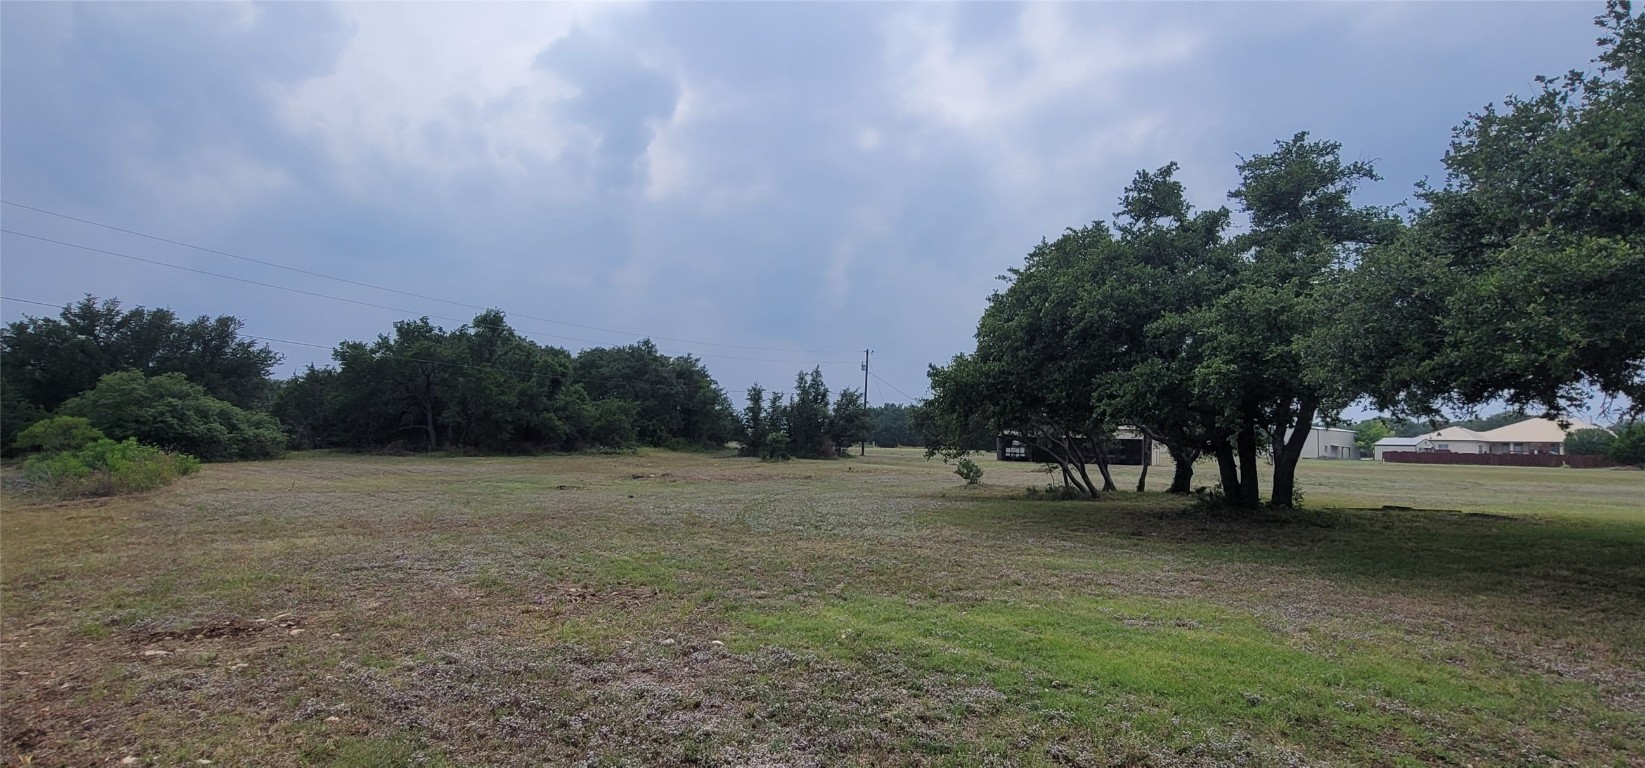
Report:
861,349,872,456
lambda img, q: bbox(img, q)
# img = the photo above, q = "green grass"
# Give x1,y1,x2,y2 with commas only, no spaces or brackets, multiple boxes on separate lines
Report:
3,449,1641,766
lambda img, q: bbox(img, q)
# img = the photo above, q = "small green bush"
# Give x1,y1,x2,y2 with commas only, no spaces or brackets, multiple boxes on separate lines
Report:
24,438,200,497
954,457,984,485
13,415,106,454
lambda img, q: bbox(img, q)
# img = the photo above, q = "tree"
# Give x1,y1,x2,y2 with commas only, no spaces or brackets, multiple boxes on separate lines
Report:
59,371,284,461
271,366,341,449
1342,2,1644,421
1,296,280,412
867,404,921,448
1565,428,1617,456
574,340,736,449
1207,133,1400,507
927,141,1393,507
1,385,47,458
826,388,872,457
738,384,773,458
1353,419,1393,455
1608,422,1645,466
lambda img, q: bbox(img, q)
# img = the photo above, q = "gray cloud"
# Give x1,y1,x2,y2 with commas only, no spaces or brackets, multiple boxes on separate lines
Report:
0,1,1608,404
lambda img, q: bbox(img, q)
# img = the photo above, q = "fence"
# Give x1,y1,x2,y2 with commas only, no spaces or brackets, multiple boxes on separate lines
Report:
1382,451,1619,468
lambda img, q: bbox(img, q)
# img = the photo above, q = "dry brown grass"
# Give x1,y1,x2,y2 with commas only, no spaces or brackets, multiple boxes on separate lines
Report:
3,450,1642,766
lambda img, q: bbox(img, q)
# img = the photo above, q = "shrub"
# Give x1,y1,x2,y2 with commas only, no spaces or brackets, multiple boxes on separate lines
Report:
1608,423,1645,467
13,416,105,454
23,438,200,497
58,371,284,461
954,457,984,485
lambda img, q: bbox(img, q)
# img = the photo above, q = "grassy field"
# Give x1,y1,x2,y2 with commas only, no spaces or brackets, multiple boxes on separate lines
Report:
3,449,1642,767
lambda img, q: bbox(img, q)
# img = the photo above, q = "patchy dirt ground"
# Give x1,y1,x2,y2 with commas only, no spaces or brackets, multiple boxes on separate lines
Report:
3,451,1642,766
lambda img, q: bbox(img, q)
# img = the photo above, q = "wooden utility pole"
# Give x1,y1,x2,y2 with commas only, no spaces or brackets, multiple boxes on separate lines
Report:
861,349,872,456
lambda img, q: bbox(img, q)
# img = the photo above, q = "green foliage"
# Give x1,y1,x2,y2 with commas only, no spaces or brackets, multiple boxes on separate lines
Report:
1353,419,1393,454
1,384,47,457
285,312,722,454
59,371,284,461
1565,428,1617,456
738,370,867,460
1,295,280,412
573,341,737,449
1343,2,1645,419
1607,422,1645,466
271,365,340,449
23,437,200,497
927,137,1394,507
13,416,105,455
868,403,922,447
826,388,872,456
954,457,983,485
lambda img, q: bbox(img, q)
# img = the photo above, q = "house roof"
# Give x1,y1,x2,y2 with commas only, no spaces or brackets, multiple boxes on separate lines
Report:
1423,426,1489,441
1375,436,1430,447
1479,417,1606,443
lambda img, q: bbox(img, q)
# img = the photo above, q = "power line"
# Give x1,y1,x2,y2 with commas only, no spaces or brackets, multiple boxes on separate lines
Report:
870,371,922,403
0,200,852,355
0,230,858,366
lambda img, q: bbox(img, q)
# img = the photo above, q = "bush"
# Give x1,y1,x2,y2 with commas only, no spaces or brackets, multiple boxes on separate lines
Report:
58,371,284,461
24,438,200,497
954,457,984,485
1564,428,1616,456
13,416,106,454
1608,423,1645,467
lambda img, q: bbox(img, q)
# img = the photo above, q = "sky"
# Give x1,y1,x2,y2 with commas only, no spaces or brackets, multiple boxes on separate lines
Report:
0,1,1612,413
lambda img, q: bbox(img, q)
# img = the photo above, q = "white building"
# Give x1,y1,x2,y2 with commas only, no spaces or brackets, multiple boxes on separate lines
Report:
1423,426,1492,455
1292,426,1359,459
1374,435,1433,460
1374,417,1609,460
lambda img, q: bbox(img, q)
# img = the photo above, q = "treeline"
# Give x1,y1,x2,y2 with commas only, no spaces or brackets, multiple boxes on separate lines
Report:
3,298,739,459
2,297,284,459
273,311,736,453
922,4,1643,507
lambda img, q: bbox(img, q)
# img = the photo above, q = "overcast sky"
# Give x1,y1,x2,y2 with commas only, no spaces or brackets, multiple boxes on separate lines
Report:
0,1,1608,410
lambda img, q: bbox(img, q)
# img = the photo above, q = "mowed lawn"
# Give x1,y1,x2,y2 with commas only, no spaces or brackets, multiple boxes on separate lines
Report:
2,451,1642,767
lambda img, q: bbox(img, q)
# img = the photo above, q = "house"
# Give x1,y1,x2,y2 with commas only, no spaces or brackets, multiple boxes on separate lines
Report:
1375,417,1608,460
1422,426,1492,455
1476,417,1606,455
1374,435,1433,460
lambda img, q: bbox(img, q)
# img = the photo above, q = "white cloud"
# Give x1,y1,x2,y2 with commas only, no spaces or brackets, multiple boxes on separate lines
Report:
885,4,1199,134
277,3,629,191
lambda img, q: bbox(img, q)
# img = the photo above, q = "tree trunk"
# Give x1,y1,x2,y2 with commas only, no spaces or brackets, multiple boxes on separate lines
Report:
1167,445,1196,494
1270,399,1318,508
1136,435,1151,492
1236,415,1261,507
1215,445,1240,499
1092,449,1117,492
1046,434,1097,497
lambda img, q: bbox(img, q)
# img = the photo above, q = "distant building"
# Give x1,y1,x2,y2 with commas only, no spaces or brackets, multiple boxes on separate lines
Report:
1296,426,1359,459
1476,417,1606,455
1423,426,1492,455
1374,417,1608,460
1374,435,1433,460
995,430,1151,465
